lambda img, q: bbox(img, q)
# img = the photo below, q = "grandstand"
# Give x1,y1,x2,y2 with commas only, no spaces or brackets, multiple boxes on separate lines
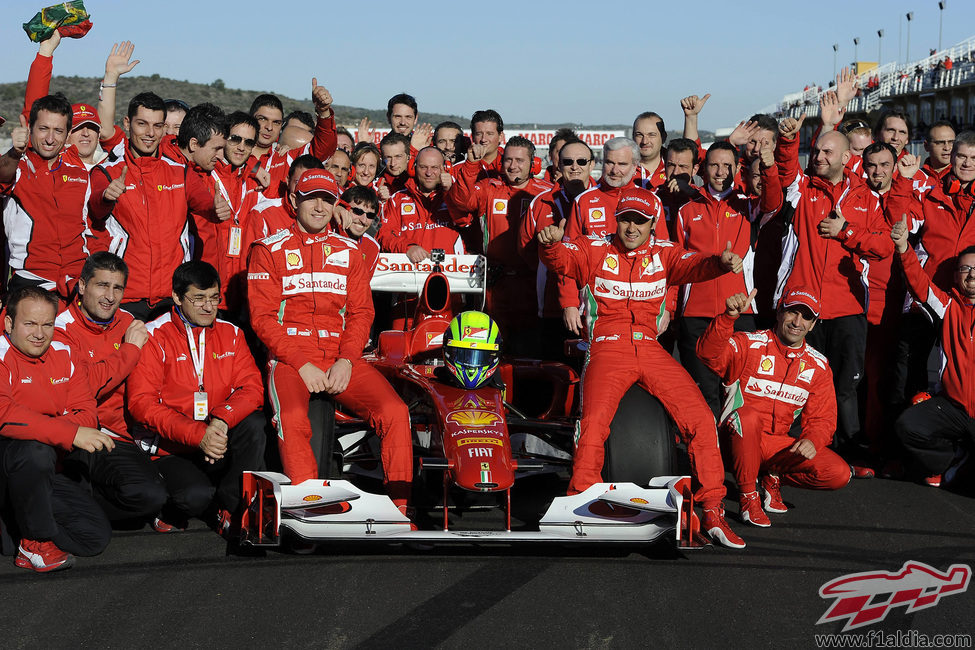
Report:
759,35,975,144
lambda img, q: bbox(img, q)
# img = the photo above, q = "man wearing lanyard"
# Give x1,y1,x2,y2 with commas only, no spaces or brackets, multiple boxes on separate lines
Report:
127,261,265,537
211,111,263,317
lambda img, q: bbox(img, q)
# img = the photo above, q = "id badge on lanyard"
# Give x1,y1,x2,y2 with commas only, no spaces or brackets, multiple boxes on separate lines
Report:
186,325,208,421
213,173,246,257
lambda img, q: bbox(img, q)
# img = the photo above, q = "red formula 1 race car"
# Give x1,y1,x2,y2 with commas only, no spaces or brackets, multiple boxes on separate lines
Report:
241,251,706,549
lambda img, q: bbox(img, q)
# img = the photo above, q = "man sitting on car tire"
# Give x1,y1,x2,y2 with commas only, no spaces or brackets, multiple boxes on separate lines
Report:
537,188,747,549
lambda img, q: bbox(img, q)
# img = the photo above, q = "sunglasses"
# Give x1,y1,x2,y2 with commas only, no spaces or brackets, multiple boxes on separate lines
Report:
227,134,256,148
560,157,592,167
350,206,377,219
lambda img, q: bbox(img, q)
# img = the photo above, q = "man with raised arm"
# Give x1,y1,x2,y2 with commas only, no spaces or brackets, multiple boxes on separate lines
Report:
537,195,746,548
774,114,893,456
696,288,850,528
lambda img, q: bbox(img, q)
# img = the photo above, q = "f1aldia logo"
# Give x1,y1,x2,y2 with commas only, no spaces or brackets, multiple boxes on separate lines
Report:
817,561,970,631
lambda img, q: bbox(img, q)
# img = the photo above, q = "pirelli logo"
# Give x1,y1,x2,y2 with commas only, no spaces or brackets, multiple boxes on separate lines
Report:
281,272,347,296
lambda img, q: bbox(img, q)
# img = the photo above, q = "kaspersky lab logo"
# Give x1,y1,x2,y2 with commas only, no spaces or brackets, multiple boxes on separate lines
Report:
817,561,970,631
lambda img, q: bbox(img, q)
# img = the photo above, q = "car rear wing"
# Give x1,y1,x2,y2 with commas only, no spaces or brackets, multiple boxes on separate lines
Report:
370,253,486,298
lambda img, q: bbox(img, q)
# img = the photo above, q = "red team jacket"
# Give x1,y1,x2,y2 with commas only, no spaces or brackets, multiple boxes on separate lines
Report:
0,335,96,450
675,187,757,318
899,247,975,418
247,225,373,369
127,309,263,456
55,300,140,441
696,313,837,450
1,146,92,294
88,142,220,304
886,173,975,293
775,135,893,319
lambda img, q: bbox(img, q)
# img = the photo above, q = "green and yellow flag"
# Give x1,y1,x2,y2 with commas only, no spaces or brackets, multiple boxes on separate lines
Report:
23,1,93,43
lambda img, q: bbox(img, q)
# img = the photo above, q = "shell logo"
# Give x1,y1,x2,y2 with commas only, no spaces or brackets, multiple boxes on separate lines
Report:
494,201,506,212
303,495,322,502
630,497,649,505
402,204,415,214
760,358,773,373
286,252,301,267
592,209,603,220
447,409,501,426
605,256,618,270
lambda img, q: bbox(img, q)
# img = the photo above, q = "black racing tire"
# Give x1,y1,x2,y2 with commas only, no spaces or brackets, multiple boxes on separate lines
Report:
602,385,676,485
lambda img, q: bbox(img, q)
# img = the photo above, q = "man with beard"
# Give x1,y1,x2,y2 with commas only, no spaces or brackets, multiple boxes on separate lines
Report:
774,116,893,457
696,288,850,528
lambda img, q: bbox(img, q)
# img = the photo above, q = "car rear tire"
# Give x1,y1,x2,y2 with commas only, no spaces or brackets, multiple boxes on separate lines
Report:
602,385,676,485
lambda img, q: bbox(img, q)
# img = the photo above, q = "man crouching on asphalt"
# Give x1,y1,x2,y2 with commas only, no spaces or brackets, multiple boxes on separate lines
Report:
696,289,851,529
537,190,747,548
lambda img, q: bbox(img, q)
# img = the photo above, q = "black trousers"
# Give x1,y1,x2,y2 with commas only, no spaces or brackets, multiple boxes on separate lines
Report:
890,310,938,410
153,411,266,522
896,395,975,475
806,314,867,448
63,440,168,522
678,315,757,418
0,439,110,556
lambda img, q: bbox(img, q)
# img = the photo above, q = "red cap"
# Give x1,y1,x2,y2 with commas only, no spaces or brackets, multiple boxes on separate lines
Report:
295,170,339,199
71,103,100,130
615,189,658,223
781,289,821,318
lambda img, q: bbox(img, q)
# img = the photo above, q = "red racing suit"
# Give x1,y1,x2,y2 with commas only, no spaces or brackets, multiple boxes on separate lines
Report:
1,146,92,296
55,300,140,442
538,235,730,507
447,160,552,330
127,309,264,458
696,314,850,493
0,335,96,450
562,181,671,314
774,134,893,318
247,225,412,503
379,179,464,254
87,142,220,305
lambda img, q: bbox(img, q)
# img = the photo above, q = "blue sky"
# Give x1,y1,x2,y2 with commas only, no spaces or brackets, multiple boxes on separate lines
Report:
2,0,972,130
